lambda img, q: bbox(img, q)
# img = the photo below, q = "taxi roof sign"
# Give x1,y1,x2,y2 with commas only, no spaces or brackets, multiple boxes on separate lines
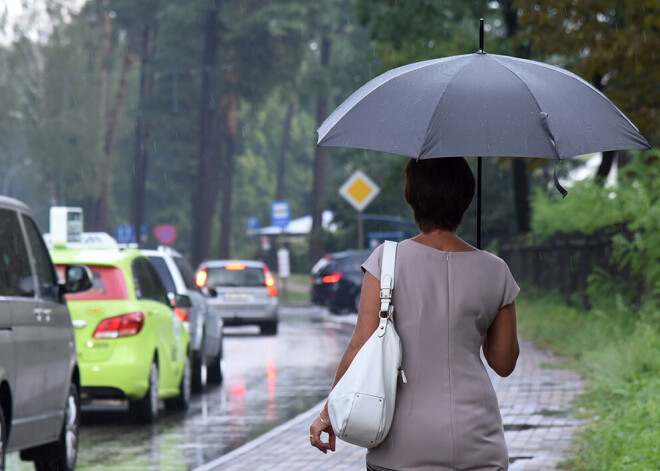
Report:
339,170,380,212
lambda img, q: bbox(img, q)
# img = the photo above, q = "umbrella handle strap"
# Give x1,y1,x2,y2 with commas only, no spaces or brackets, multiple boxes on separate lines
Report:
553,162,568,198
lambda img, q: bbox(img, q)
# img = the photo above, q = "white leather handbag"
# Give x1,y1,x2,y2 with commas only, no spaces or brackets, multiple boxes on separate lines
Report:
327,241,406,448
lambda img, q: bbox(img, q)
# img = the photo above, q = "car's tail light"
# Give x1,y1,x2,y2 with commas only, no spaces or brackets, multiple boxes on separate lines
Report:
93,312,144,339
173,306,191,322
225,262,246,270
195,268,208,288
322,272,342,284
263,266,278,297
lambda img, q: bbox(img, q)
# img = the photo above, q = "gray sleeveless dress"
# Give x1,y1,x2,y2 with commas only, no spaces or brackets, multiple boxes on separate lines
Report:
361,239,519,471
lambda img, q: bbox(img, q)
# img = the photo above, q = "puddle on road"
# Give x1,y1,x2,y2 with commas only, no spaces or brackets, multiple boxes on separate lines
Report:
504,423,539,431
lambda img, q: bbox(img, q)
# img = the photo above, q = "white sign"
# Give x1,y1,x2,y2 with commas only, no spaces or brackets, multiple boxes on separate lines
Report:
339,170,380,212
277,247,290,278
49,207,83,247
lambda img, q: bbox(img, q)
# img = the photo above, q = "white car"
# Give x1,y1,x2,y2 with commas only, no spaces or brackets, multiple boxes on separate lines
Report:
144,247,224,391
195,260,279,335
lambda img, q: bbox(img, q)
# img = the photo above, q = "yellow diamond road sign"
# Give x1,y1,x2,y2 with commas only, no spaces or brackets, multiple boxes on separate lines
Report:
339,170,380,212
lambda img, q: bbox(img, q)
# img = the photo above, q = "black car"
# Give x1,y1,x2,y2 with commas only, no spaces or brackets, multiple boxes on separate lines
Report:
310,249,370,314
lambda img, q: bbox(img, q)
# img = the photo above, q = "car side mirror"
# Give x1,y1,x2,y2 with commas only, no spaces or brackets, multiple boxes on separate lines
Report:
168,292,193,307
64,265,93,293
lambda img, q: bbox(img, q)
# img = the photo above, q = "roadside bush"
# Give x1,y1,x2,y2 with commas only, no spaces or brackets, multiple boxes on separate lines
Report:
530,149,660,305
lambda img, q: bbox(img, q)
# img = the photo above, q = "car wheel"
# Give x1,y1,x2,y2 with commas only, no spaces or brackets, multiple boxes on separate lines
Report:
0,405,6,471
130,361,159,424
191,336,206,393
32,382,80,471
260,321,278,336
165,354,191,411
206,343,223,385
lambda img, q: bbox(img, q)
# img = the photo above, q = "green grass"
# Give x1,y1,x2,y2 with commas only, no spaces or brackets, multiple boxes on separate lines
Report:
517,291,660,470
275,273,310,302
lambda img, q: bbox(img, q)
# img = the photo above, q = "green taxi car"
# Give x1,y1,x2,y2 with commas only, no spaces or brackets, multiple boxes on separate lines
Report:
49,246,191,423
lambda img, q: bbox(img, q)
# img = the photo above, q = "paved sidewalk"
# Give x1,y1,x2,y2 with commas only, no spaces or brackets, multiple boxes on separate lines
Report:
194,334,585,471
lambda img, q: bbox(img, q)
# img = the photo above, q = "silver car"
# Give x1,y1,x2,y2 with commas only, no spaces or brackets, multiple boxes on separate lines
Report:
143,247,224,391
196,260,279,335
0,196,91,471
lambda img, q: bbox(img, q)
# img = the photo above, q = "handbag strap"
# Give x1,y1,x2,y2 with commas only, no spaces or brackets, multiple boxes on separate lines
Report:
380,241,398,318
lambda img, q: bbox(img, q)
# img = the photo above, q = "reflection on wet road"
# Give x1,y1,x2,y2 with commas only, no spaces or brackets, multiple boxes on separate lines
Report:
7,307,352,470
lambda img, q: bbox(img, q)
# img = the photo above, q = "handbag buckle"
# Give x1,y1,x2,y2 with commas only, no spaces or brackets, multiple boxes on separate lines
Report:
379,304,393,318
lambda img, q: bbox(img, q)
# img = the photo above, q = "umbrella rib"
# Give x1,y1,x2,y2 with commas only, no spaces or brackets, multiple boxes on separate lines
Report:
490,58,561,159
496,55,643,132
419,59,475,158
317,55,472,145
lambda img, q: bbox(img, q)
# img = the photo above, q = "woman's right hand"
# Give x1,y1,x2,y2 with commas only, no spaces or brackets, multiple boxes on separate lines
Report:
309,409,335,454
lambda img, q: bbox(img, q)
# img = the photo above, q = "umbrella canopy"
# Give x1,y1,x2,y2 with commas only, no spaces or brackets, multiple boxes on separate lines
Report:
317,24,650,249
317,52,650,160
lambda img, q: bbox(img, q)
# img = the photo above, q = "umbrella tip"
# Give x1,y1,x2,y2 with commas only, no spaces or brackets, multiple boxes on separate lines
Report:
478,18,485,53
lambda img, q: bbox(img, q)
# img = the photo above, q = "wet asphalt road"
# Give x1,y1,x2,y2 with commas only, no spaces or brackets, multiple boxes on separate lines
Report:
7,306,352,471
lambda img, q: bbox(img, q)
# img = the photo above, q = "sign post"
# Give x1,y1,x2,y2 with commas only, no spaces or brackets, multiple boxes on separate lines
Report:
339,170,380,250
277,247,290,301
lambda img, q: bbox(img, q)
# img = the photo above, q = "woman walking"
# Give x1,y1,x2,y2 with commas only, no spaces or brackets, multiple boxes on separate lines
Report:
310,157,520,471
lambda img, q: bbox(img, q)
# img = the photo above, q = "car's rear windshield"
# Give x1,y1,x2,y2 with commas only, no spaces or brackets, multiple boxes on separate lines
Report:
58,265,129,301
206,265,265,287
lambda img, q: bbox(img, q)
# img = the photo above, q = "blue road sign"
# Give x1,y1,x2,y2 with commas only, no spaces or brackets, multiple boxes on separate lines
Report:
115,225,135,243
247,216,260,231
271,201,290,228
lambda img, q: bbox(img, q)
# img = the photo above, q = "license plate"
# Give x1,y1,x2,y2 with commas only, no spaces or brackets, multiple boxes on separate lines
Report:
220,293,253,302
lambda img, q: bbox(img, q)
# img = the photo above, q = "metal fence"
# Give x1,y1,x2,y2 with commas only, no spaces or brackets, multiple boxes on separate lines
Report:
498,232,616,303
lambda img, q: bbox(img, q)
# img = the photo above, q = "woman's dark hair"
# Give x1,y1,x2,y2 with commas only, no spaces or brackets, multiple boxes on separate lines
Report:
404,157,475,232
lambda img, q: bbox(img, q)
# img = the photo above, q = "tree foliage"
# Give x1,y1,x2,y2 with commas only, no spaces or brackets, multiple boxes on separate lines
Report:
515,0,660,144
0,0,655,271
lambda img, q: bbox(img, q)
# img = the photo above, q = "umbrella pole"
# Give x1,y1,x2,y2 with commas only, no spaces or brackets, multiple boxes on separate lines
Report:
477,156,482,249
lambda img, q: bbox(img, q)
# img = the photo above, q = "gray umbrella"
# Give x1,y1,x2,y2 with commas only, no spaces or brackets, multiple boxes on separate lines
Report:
317,22,650,247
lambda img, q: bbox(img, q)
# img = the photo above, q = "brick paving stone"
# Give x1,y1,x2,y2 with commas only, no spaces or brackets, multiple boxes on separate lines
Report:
194,337,585,471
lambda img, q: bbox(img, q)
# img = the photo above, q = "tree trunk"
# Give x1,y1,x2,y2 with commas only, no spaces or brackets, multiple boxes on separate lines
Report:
502,1,531,234
191,4,220,266
275,100,295,201
512,159,530,233
95,49,133,231
218,94,238,259
131,24,151,243
310,37,332,268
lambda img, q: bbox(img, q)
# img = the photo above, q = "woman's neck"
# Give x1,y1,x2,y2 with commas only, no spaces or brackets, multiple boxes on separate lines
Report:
412,230,478,252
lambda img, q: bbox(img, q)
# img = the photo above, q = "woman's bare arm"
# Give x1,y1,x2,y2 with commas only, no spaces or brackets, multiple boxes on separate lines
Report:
330,272,381,386
310,271,381,453
482,302,519,377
